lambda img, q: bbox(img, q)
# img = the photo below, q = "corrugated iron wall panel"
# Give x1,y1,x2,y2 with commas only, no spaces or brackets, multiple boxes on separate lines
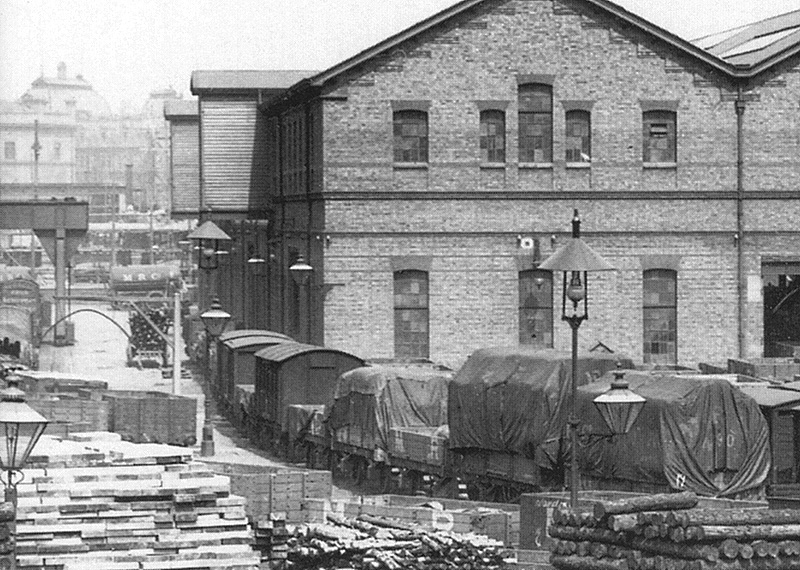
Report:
201,99,269,212
170,121,200,215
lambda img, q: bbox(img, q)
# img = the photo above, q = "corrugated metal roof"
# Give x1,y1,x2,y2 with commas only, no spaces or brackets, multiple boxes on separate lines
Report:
254,343,364,364
163,99,198,119
190,70,316,93
693,9,800,68
736,384,800,409
224,336,290,350
218,329,292,343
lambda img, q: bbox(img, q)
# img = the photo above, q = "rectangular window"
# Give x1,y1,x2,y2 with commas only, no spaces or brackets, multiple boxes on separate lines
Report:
394,270,429,358
565,110,591,163
4,142,15,161
480,110,505,163
519,269,553,347
643,269,677,365
643,110,676,163
518,84,552,163
393,110,428,163
54,142,61,161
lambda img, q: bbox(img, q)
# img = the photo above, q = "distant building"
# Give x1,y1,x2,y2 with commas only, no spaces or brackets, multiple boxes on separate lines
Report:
0,100,76,186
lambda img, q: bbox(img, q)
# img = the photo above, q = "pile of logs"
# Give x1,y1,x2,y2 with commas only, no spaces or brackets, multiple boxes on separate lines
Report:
550,491,800,570
269,511,511,570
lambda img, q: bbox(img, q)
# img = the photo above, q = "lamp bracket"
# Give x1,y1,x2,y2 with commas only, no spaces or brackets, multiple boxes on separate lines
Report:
322,283,345,298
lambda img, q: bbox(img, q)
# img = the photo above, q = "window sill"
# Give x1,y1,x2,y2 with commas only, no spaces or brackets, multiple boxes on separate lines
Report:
643,162,677,169
480,163,506,170
566,162,591,169
518,162,554,169
393,162,428,170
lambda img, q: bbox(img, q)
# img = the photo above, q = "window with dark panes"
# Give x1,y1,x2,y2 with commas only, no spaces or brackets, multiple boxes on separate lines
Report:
394,270,429,358
643,269,677,365
480,110,505,163
519,269,553,347
565,110,591,163
643,110,676,163
4,142,15,161
518,84,552,163
393,110,428,163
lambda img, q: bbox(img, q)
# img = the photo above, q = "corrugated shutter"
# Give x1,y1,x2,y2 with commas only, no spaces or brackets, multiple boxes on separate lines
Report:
200,98,270,212
170,120,200,215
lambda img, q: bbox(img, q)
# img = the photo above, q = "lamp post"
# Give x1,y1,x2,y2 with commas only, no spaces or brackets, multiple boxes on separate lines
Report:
538,209,615,508
187,220,232,271
199,297,231,456
593,366,646,436
289,256,313,342
289,256,312,286
0,371,48,570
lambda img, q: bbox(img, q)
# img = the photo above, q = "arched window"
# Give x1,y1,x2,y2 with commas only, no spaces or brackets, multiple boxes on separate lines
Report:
518,84,552,163
519,269,553,347
643,110,676,163
394,270,429,358
393,110,428,163
565,109,591,163
643,269,677,364
480,109,505,163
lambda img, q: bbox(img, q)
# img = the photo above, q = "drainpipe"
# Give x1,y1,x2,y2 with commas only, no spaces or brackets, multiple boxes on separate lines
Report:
735,85,746,359
305,102,314,345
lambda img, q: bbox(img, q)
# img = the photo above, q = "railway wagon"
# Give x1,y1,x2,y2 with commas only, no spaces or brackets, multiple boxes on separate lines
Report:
215,330,292,417
575,370,772,500
319,364,452,486
252,343,364,452
109,263,182,303
0,277,44,368
447,347,632,501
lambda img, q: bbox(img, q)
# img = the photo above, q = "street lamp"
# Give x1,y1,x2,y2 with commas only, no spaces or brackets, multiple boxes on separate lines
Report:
289,256,313,286
187,220,232,271
0,371,48,570
0,372,48,505
538,209,615,508
593,367,646,436
199,297,231,456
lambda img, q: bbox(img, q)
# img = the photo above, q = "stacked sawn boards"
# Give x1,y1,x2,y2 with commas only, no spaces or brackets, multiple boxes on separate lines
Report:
13,434,261,570
550,491,800,570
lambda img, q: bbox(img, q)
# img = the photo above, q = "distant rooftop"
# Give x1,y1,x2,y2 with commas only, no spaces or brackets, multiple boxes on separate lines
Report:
693,9,800,67
163,99,198,119
190,70,317,94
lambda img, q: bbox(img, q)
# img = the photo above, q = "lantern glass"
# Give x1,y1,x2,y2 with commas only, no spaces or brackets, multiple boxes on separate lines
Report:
200,298,231,338
593,378,646,435
0,383,48,472
289,257,313,286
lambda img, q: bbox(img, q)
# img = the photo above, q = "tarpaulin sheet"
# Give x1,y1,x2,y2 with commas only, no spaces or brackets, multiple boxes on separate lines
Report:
327,365,452,453
575,372,771,497
447,347,631,468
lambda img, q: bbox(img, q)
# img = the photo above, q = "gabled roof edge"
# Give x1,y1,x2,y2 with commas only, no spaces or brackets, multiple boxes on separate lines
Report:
265,0,740,113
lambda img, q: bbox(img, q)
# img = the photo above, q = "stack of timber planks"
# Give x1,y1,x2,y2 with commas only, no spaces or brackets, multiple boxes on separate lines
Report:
13,432,261,570
549,491,800,570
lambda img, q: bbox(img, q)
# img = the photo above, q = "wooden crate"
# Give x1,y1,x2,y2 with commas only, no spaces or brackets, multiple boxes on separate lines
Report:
200,461,332,524
30,398,110,432
103,391,196,446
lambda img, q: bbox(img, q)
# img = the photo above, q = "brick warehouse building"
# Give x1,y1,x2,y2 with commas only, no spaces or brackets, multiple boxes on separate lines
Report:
177,0,800,370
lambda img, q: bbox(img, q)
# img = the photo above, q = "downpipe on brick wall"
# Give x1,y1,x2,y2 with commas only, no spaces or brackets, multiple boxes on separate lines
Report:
735,84,746,359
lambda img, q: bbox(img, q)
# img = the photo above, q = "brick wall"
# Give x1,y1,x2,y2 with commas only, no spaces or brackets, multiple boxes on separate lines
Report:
261,0,800,368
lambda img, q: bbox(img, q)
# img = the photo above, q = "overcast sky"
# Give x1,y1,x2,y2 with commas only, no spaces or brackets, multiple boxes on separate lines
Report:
1,0,798,112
